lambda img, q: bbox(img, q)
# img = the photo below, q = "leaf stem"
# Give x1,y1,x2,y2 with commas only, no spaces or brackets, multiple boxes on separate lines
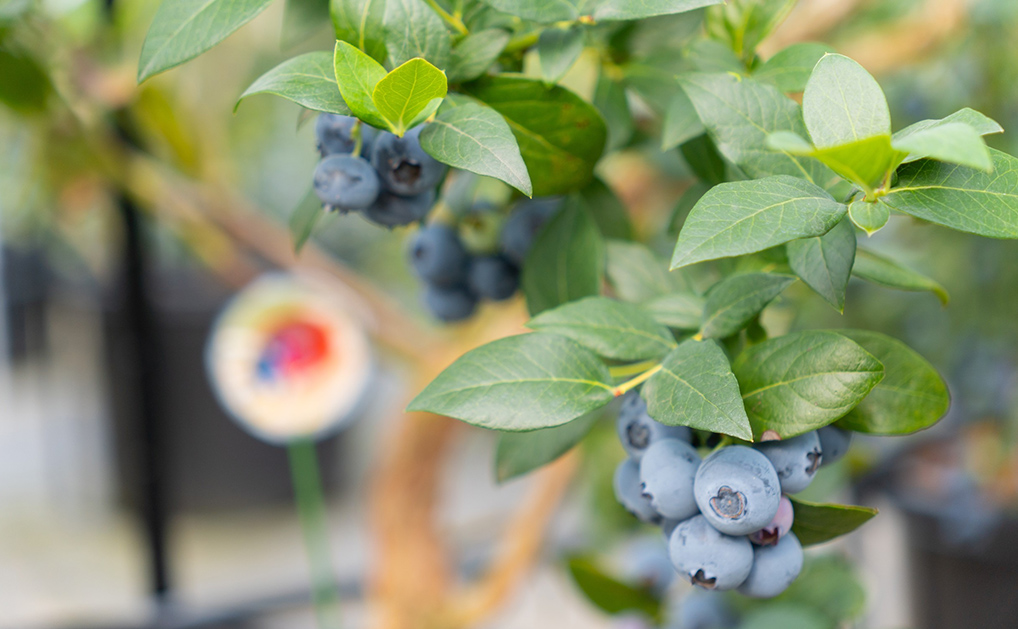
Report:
612,364,663,396
351,120,363,158
609,359,659,380
424,0,468,35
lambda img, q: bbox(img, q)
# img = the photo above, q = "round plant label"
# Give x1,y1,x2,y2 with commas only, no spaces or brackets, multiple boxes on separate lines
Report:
206,273,372,444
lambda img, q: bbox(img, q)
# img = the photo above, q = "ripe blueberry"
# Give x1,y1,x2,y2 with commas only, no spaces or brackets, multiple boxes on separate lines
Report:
755,431,822,494
315,114,377,156
499,197,561,265
467,255,519,301
639,438,700,520
313,155,380,210
616,391,692,460
693,446,781,536
422,283,477,322
737,532,804,599
675,589,737,629
410,224,469,286
817,425,852,466
613,459,661,524
668,515,753,591
748,495,793,546
362,190,435,227
371,127,447,196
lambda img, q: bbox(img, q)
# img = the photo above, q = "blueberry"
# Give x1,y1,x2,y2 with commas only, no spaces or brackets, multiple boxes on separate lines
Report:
371,126,447,196
316,114,377,156
755,432,822,494
467,255,519,301
748,495,794,546
639,439,701,520
817,425,852,466
499,197,561,265
614,459,661,524
693,446,781,536
362,190,435,227
737,532,804,598
619,538,675,596
668,515,753,591
410,224,469,286
616,391,692,460
422,283,477,322
673,589,737,629
313,155,380,210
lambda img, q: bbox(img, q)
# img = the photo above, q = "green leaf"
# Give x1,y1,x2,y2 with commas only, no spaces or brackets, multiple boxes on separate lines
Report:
847,199,889,236
679,73,835,185
642,339,753,440
606,240,682,302
705,0,796,61
776,557,866,623
671,175,847,269
733,331,885,439
661,86,705,151
496,413,599,482
446,28,510,83
479,0,720,23
669,181,710,234
522,200,605,314
237,52,351,115
643,292,705,330
467,76,607,196
891,122,992,172
739,605,833,629
592,0,722,21
526,296,676,361
767,132,906,192
538,24,584,84
789,496,878,547
282,0,330,49
881,149,1018,239
835,330,949,435
0,48,50,113
787,216,856,312
407,333,614,430
754,42,835,93
852,248,948,304
802,54,890,149
680,134,726,185
419,101,532,195
893,107,1003,161
137,0,274,82
579,178,633,240
594,75,634,153
701,273,796,339
333,40,389,129
686,38,744,73
383,0,451,67
371,57,447,134
289,188,327,253
567,557,662,621
330,0,388,63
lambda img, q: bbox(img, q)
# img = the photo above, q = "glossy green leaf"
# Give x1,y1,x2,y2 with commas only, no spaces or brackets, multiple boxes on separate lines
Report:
593,74,634,152
567,557,662,621
852,248,948,304
891,122,992,172
138,0,274,82
642,339,753,440
330,0,388,63
526,296,676,361
789,496,878,547
333,41,389,128
733,331,884,439
289,188,327,253
467,76,607,196
643,292,705,330
579,178,633,240
705,0,796,61
407,333,615,430
681,134,726,185
669,181,711,234
847,199,889,236
661,88,705,151
811,136,907,191
701,273,796,339
679,73,835,185
372,58,447,134
522,200,605,314
893,107,1003,164
671,175,847,269
538,25,584,84
606,240,682,302
419,101,532,195
237,52,350,115
754,42,835,93
787,216,856,312
802,54,890,148
479,0,720,23
383,0,451,67
496,413,599,482
446,29,510,83
835,330,950,435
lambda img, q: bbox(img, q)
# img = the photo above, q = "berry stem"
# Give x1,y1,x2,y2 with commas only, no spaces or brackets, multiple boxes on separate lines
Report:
288,438,343,629
609,359,660,380
424,0,469,35
351,121,363,159
612,364,664,396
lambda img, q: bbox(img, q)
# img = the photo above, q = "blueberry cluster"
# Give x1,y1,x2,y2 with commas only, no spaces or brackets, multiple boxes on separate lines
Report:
408,197,559,322
313,114,447,227
613,391,852,598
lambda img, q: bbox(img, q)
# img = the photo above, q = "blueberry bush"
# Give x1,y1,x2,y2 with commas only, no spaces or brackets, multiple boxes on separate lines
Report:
102,0,1018,623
